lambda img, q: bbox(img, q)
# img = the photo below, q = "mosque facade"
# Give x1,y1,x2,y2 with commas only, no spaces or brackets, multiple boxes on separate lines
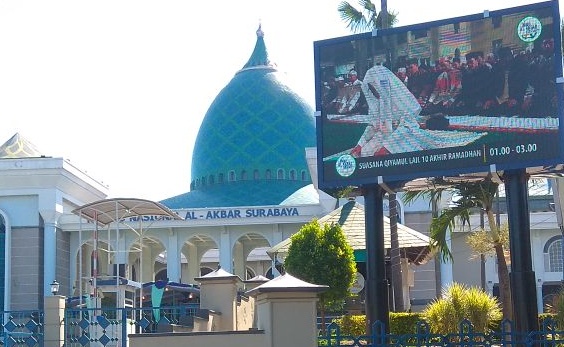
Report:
0,26,562,315
0,26,340,311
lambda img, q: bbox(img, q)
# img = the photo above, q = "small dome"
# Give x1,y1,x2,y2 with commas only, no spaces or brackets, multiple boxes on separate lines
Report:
161,26,315,209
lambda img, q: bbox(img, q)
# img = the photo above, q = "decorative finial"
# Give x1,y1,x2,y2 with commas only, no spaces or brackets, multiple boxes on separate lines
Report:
256,23,264,38
239,22,275,71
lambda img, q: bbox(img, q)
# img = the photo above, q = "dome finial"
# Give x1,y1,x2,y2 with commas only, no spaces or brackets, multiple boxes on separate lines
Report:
256,22,264,38
240,22,276,71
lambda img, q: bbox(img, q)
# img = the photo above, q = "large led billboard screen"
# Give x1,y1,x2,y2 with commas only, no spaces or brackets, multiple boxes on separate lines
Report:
315,1,562,188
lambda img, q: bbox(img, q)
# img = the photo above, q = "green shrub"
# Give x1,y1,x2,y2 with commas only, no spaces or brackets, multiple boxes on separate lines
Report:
389,312,425,335
332,315,366,336
545,288,564,329
331,311,552,337
423,282,502,334
539,313,557,328
332,312,424,336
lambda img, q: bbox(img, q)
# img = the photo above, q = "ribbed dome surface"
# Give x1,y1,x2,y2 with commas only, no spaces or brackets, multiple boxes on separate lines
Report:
161,27,316,209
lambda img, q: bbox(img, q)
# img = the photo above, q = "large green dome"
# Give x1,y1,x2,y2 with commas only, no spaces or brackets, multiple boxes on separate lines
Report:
161,26,316,208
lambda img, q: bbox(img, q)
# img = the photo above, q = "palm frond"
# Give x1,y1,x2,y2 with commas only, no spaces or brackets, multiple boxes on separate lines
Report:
338,1,370,33
375,9,399,28
430,205,471,262
338,0,398,32
402,187,447,208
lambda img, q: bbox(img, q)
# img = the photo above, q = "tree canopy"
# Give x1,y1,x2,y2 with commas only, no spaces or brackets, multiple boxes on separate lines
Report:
284,220,356,307
337,0,398,33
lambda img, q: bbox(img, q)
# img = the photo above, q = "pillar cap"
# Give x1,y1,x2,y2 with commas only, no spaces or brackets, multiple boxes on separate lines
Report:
195,267,241,282
246,273,328,296
244,275,270,284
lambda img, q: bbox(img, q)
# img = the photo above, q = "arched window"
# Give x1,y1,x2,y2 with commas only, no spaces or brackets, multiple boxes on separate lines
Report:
301,170,307,181
265,263,285,279
545,236,563,272
218,173,224,184
201,176,206,186
195,179,200,187
289,169,296,180
246,267,256,280
277,169,284,180
265,169,271,179
265,267,275,280
155,269,167,282
229,171,235,182
200,267,214,277
253,169,260,180
241,170,247,180
208,175,214,185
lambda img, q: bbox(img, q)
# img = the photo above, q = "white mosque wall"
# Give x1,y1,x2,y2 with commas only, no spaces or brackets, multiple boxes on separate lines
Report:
429,209,563,313
66,209,319,290
0,195,39,226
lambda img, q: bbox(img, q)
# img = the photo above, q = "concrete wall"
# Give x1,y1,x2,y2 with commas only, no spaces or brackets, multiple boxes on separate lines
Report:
451,232,481,287
404,211,438,309
127,273,321,347
236,295,254,330
193,313,220,332
129,330,266,347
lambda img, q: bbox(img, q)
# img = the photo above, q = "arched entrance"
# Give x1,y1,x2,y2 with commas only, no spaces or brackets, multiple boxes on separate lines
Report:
233,233,271,280
181,234,217,284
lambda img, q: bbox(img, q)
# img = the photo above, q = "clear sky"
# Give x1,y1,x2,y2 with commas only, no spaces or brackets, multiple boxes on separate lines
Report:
0,0,552,201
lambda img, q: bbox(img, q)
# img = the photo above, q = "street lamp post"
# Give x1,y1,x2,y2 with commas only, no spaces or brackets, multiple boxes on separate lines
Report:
50,280,60,296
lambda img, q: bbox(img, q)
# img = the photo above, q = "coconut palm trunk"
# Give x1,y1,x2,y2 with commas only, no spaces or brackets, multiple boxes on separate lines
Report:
485,207,513,320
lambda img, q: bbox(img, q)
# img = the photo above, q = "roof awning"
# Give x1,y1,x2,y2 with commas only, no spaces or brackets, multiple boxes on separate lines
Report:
267,200,432,265
72,198,183,226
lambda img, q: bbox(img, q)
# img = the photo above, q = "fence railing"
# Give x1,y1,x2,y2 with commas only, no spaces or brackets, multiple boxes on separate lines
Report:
64,304,198,347
0,310,44,347
318,318,564,347
3,307,564,347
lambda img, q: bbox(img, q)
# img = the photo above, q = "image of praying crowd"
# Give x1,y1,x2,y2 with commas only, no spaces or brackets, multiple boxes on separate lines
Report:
321,38,557,120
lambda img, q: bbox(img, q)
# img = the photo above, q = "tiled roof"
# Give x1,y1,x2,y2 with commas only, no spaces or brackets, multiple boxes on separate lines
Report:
0,133,43,158
268,200,432,264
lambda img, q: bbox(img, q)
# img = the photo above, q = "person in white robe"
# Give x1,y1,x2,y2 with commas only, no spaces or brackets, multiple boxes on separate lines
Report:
349,64,486,157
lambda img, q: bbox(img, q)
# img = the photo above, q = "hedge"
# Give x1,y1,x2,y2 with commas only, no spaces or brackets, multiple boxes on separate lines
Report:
331,313,557,336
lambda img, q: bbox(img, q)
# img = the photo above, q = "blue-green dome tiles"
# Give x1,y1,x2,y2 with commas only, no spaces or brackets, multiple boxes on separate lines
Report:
161,180,311,209
191,69,315,185
160,26,316,209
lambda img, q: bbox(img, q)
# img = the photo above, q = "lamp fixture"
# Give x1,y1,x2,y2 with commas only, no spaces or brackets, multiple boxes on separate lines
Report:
50,280,60,296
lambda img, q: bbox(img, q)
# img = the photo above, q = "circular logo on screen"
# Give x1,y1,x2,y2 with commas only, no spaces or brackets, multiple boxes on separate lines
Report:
517,16,542,42
336,154,356,177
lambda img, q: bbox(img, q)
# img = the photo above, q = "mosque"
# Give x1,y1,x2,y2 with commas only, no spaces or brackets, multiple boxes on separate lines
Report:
0,25,437,313
5,25,561,316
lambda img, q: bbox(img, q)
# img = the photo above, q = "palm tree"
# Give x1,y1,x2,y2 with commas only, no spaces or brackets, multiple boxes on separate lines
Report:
403,177,513,320
337,0,398,33
337,0,405,311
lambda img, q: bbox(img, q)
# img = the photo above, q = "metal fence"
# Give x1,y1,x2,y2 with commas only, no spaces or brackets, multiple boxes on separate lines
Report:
3,307,564,347
0,310,44,347
64,304,198,347
318,319,564,347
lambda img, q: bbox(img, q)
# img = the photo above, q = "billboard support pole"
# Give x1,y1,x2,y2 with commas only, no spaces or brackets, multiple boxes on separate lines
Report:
363,184,389,334
504,168,539,334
